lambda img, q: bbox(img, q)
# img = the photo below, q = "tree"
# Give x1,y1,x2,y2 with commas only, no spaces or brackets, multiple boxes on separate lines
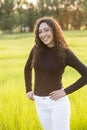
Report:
26,3,35,31
57,0,84,30
83,0,87,29
0,0,16,32
70,0,84,30
36,0,46,17
0,0,87,32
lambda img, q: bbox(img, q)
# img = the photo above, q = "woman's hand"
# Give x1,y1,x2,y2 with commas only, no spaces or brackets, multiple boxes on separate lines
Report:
27,91,34,101
49,89,66,100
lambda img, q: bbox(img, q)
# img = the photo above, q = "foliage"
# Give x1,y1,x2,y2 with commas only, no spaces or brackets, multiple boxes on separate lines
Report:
0,0,87,32
0,0,15,31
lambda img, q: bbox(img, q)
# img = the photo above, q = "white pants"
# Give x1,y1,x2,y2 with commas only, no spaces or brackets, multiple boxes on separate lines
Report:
34,95,70,130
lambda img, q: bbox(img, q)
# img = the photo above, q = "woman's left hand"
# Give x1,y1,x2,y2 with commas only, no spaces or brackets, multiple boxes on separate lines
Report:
49,89,66,100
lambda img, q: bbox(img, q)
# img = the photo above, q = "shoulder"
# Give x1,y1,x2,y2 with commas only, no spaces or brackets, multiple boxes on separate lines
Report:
31,45,35,52
65,47,76,58
26,46,35,61
65,48,73,55
64,48,78,65
29,46,35,55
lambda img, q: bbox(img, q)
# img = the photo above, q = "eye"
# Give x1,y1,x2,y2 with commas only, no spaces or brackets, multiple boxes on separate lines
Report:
38,30,42,34
44,28,51,32
38,28,52,34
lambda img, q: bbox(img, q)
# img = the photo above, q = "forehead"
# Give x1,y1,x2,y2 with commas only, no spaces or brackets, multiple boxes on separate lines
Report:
39,22,51,30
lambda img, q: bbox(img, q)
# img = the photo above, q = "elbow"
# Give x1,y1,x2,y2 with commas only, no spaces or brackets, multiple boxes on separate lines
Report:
84,75,87,82
24,64,29,77
24,64,32,78
24,65,27,75
82,74,87,83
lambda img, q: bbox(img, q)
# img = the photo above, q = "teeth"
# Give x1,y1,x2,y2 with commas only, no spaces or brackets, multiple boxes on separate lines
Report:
44,39,48,41
43,38,48,41
41,37,49,42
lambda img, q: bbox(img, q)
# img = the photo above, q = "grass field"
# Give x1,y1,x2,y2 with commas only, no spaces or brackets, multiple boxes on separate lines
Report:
0,30,87,130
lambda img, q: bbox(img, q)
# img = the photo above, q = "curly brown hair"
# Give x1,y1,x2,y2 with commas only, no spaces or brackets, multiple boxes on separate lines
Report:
32,16,68,65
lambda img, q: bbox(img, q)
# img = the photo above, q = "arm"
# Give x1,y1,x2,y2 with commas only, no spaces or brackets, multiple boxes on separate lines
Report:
64,48,87,95
49,48,87,100
24,48,34,94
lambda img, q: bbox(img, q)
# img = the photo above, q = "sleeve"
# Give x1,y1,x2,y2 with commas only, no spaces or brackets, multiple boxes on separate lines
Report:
64,48,87,95
24,48,34,93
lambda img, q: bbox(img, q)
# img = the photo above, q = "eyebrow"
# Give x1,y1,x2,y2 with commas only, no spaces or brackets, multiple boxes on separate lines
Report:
38,27,51,31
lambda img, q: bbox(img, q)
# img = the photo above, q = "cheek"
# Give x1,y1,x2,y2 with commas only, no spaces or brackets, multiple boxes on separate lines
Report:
48,31,53,37
50,33,54,40
38,34,41,39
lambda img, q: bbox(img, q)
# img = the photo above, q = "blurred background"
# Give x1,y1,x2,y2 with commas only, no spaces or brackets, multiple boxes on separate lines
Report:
0,1,87,130
0,0,87,33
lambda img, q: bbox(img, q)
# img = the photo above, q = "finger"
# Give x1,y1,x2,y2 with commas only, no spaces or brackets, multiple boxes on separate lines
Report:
49,93,56,98
30,93,33,97
31,95,34,100
50,96,58,100
50,94,58,99
30,97,34,101
50,92,58,97
29,96,34,101
49,91,56,96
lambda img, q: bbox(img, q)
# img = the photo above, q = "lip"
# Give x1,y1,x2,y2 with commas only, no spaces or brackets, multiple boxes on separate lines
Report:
42,39,49,43
43,38,49,41
41,37,49,41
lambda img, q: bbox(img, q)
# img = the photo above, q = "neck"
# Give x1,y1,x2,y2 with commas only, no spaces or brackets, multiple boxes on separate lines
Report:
47,42,55,48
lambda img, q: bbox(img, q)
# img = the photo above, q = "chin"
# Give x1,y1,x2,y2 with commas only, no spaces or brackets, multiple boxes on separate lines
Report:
44,42,50,45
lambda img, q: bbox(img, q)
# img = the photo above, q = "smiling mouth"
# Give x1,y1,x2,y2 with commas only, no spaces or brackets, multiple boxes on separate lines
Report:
41,37,49,42
43,39,48,41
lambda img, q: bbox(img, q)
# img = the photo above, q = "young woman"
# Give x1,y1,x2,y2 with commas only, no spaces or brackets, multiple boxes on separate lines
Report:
24,16,87,130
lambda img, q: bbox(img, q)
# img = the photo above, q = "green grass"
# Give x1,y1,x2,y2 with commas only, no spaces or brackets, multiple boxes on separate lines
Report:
0,31,87,130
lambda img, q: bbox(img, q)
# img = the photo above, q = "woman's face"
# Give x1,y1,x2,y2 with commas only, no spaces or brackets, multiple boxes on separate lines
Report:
38,22,54,47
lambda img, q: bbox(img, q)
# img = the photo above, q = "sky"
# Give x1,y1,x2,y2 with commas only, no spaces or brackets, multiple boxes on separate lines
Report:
27,0,37,5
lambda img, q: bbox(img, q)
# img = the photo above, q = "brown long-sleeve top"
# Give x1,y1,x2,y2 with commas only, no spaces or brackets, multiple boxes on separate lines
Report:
24,46,87,96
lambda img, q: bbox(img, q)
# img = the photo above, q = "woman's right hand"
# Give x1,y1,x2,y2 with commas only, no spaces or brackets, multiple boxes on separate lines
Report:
27,91,34,101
